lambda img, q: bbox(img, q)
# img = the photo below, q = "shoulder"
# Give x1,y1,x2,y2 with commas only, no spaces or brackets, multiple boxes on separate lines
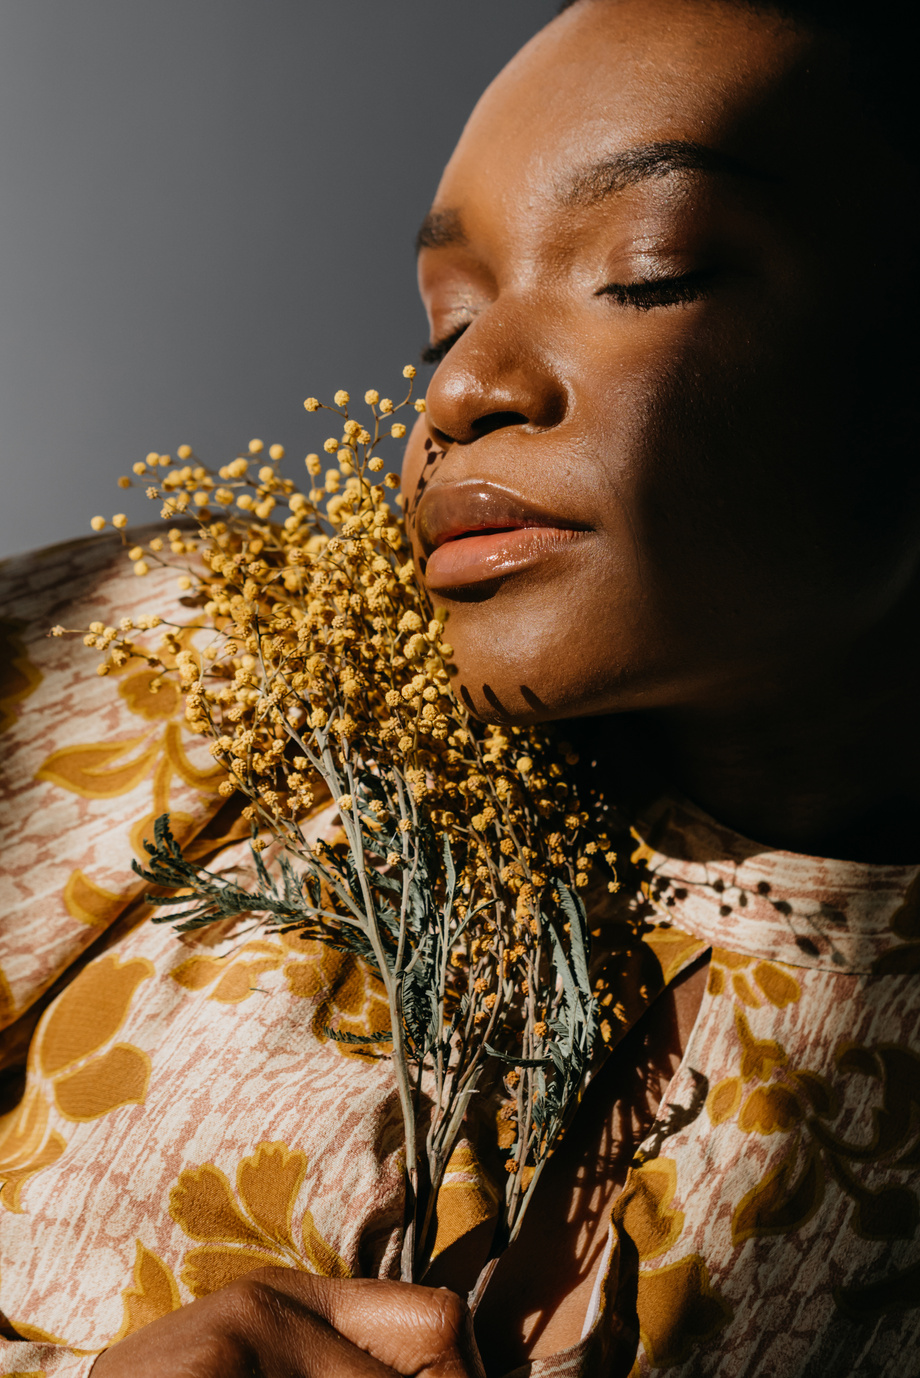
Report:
0,527,225,1031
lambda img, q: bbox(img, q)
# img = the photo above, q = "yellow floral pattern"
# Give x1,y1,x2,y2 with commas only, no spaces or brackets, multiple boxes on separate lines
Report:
705,1008,920,1260
168,929,392,1058
0,954,154,1211
169,1142,350,1297
707,948,801,1010
110,1243,181,1344
615,1158,732,1373
37,659,226,865
4,544,920,1373
0,619,42,736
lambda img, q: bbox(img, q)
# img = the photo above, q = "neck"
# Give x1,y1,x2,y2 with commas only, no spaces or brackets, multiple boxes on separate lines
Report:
594,599,920,864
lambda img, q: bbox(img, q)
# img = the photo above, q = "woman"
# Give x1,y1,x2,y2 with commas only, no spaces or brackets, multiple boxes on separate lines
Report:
1,0,918,1373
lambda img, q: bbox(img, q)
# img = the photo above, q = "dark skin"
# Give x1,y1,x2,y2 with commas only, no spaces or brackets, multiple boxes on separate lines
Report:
95,0,920,1372
406,0,920,861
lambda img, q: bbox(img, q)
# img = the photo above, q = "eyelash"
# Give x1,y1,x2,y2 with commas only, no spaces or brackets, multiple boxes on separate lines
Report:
420,324,469,367
420,272,710,364
597,270,711,311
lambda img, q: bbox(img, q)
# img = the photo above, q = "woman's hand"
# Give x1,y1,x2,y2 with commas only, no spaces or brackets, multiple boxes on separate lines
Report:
91,1270,484,1378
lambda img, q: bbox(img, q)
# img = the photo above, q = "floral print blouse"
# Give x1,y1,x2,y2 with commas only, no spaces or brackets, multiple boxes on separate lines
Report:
2,532,919,1378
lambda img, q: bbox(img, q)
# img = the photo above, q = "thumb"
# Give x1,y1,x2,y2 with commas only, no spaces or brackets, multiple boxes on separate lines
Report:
413,1289,486,1378
264,1274,486,1377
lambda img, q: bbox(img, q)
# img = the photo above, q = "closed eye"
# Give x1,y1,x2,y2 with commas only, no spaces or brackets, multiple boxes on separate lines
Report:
597,269,712,310
421,271,710,364
420,321,470,366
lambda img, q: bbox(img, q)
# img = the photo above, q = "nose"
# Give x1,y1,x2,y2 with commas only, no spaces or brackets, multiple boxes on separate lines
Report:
424,308,568,447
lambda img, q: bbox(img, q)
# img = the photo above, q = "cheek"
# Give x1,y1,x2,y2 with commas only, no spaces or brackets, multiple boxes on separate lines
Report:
400,416,439,521
399,307,917,725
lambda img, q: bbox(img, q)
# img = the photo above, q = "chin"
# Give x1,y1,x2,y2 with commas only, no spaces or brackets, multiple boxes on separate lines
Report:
421,546,674,723
445,640,622,725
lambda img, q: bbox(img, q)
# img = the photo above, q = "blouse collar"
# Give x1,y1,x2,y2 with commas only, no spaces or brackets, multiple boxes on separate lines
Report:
631,794,920,975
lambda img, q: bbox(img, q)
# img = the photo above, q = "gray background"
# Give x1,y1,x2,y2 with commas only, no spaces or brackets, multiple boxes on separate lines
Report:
0,0,557,559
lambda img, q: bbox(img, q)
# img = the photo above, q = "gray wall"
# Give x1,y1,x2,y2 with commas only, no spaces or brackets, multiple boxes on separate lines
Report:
0,0,557,559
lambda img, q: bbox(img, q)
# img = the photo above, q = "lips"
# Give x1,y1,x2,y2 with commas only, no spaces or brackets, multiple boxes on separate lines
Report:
415,481,590,591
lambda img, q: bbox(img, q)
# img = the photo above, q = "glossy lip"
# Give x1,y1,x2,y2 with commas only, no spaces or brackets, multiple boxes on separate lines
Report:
416,480,591,591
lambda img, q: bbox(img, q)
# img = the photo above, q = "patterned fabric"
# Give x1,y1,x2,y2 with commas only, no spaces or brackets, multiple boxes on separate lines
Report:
1,534,919,1377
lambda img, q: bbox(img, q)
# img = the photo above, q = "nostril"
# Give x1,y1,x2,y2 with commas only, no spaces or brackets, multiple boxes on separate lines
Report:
470,411,529,440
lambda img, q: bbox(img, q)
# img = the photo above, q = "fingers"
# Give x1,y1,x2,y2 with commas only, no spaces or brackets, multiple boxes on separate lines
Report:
251,1272,485,1378
94,1269,484,1378
93,1271,403,1378
224,1276,403,1378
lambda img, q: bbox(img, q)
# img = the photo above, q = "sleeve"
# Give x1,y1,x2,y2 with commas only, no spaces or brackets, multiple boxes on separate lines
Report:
0,527,231,1037
0,1336,98,1376
0,527,238,1343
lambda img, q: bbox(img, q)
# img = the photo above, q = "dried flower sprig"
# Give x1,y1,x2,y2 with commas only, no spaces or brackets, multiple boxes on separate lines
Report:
53,369,619,1296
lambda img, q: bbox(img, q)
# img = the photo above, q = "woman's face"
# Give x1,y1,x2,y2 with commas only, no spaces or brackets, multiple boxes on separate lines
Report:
403,0,919,725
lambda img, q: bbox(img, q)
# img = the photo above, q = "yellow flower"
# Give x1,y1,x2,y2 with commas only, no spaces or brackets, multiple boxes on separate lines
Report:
74,378,620,1246
113,513,128,529
177,444,193,460
90,515,106,531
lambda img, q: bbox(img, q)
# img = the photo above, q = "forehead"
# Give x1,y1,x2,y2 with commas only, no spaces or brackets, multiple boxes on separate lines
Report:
431,0,837,232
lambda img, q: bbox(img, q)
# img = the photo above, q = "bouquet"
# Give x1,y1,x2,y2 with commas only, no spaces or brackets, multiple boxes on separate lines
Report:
53,369,619,1301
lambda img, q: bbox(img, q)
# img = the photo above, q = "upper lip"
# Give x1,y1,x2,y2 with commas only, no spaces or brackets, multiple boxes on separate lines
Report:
415,481,588,557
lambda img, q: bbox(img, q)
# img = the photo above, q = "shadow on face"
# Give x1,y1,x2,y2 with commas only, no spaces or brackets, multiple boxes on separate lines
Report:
403,0,920,727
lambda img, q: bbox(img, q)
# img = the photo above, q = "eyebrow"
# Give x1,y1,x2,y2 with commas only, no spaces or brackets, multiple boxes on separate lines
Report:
559,139,766,208
415,139,766,255
415,208,467,256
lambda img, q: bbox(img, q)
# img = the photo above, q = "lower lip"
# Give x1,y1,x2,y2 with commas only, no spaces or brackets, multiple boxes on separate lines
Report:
424,526,587,590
